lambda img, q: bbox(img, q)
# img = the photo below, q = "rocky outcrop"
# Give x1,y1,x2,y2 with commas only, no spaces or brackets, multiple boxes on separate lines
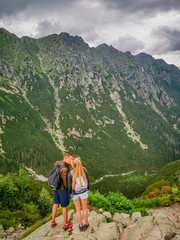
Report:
23,210,119,240
121,213,180,240
22,204,180,240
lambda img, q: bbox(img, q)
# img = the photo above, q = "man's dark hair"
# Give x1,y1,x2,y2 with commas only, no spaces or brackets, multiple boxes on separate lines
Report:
64,152,73,158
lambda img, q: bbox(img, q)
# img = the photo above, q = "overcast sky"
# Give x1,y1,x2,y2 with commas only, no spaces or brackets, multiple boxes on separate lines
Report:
0,0,180,68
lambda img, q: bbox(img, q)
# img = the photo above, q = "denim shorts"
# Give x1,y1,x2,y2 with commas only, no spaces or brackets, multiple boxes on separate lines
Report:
72,190,88,200
54,190,69,207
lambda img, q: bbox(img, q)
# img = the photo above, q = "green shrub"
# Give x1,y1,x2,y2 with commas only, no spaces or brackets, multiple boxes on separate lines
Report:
131,197,162,208
172,188,179,195
38,188,53,216
21,202,40,225
142,180,172,197
17,168,29,192
0,209,17,229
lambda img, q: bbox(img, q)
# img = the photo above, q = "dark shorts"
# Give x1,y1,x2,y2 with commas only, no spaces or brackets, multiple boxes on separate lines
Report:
54,190,69,207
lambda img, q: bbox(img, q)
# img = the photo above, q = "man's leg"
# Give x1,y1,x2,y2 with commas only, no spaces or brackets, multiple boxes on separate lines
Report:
59,190,72,230
52,203,58,222
51,190,60,226
62,206,68,224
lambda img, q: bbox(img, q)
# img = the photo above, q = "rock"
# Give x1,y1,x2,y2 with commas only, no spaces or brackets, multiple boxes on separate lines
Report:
113,213,132,227
6,226,14,233
96,222,119,240
121,213,180,240
0,225,3,231
131,212,142,223
98,208,103,213
103,211,112,218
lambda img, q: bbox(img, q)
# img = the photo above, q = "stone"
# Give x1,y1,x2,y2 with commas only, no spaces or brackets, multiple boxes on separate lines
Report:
103,211,112,219
131,212,142,223
96,222,119,240
98,208,103,213
121,213,180,240
113,213,132,227
6,226,14,233
0,225,3,231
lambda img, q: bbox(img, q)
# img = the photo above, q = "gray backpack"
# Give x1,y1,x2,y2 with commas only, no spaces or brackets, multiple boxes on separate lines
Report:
48,161,67,190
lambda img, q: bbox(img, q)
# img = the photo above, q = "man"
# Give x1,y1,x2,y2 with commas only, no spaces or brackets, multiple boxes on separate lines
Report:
51,152,73,230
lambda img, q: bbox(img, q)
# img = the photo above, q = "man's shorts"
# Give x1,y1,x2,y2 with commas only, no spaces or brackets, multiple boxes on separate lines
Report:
71,190,88,201
54,190,69,207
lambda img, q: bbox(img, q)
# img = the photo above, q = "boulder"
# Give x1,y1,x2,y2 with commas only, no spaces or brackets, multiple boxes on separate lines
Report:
131,212,142,223
96,222,119,240
103,211,112,219
121,213,180,240
113,213,132,227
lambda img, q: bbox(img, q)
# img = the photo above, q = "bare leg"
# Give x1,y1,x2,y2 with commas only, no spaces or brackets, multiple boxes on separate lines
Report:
81,198,88,225
52,204,58,221
62,206,68,224
73,198,83,226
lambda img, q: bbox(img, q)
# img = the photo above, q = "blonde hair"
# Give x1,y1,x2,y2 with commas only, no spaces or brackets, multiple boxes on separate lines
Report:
71,157,87,189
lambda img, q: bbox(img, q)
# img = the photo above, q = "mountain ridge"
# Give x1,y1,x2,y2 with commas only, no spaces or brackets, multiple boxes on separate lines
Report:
0,28,180,177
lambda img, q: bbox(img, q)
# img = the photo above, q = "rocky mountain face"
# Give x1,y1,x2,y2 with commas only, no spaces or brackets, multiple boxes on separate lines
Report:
0,28,180,177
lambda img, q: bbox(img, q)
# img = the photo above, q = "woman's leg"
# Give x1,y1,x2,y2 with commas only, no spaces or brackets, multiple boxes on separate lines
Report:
81,197,88,225
73,198,83,226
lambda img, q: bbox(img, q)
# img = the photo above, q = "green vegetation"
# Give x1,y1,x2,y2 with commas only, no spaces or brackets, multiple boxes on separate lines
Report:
0,169,53,229
0,160,180,232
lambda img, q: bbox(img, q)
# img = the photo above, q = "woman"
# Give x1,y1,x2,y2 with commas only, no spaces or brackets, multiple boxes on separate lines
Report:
67,157,89,232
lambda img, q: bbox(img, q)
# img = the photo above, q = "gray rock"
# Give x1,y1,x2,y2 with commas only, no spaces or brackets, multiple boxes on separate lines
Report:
96,222,119,240
98,208,103,213
131,212,142,223
113,212,132,227
6,226,14,233
103,211,112,219
121,213,180,240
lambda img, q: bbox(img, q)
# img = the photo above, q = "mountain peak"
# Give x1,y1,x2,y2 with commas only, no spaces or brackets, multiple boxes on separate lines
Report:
58,32,89,49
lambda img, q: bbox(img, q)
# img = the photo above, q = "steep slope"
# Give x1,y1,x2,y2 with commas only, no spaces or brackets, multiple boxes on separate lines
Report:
0,28,180,177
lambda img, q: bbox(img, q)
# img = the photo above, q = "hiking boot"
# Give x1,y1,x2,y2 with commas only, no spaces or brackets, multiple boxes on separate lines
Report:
63,223,73,231
79,225,84,232
83,223,89,231
51,221,57,228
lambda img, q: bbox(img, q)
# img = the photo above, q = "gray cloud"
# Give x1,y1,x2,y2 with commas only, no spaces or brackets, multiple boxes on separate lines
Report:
0,0,28,16
0,0,76,16
34,21,62,38
152,26,180,54
112,35,144,53
103,0,180,15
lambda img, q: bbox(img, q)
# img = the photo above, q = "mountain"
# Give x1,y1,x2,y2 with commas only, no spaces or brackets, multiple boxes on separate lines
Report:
0,28,180,178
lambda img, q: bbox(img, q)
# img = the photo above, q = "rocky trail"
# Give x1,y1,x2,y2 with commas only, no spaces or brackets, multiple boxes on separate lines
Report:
1,203,180,240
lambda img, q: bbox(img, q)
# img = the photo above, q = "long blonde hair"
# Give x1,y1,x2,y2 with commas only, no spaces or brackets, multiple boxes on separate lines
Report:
71,157,87,189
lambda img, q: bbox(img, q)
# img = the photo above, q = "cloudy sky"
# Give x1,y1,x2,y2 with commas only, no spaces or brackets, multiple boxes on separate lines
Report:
0,0,180,68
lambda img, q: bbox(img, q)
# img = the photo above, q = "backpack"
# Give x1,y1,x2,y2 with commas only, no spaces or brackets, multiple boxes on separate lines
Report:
48,161,67,190
73,172,88,194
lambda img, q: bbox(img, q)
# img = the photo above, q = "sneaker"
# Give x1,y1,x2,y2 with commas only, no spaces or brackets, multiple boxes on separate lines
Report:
51,221,57,228
79,225,84,232
63,223,73,231
83,223,89,231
